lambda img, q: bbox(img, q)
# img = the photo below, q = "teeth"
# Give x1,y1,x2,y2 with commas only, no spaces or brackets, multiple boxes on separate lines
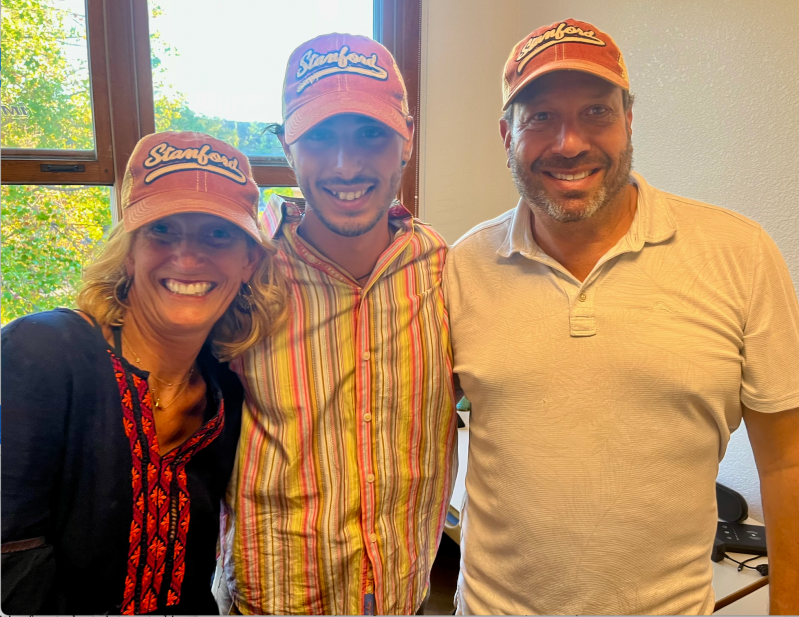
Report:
164,280,213,296
335,189,366,201
551,170,592,181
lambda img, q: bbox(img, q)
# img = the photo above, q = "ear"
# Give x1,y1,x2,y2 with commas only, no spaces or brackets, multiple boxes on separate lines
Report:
499,116,513,167
626,105,633,137
277,132,295,168
401,115,415,164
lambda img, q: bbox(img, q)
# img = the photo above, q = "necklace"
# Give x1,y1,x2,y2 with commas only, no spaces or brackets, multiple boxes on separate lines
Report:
148,379,192,410
121,331,195,409
121,331,194,386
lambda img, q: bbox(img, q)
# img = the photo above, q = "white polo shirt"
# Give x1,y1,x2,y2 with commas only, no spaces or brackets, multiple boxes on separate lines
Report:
444,172,799,615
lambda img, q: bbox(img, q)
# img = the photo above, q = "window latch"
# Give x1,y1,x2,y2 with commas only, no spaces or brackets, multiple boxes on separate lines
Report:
40,164,86,173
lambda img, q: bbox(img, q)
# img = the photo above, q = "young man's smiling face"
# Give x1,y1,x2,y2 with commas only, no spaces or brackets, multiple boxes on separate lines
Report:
282,113,413,237
500,71,633,223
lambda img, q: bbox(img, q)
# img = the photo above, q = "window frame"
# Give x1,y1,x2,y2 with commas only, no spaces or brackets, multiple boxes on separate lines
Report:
1,0,423,214
375,0,422,215
1,0,115,186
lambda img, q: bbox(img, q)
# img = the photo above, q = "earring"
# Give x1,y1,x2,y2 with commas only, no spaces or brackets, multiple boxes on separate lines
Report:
401,160,408,168
236,282,253,313
113,276,133,305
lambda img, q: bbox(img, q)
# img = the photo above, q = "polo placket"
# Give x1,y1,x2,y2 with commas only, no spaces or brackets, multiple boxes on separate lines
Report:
569,288,596,337
565,233,648,337
523,224,649,339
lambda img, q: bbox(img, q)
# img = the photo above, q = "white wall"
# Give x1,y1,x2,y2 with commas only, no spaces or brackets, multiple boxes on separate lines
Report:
420,0,799,521
418,0,521,240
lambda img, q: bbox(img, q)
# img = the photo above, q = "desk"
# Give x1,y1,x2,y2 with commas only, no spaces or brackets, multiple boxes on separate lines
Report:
711,542,769,613
444,412,769,614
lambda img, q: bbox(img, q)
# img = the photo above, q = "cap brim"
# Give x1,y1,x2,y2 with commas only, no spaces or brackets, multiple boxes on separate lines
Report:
503,60,629,110
284,90,411,144
123,190,262,242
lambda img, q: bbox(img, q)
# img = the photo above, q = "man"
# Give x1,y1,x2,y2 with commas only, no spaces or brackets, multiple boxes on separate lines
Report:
217,33,457,615
444,18,799,615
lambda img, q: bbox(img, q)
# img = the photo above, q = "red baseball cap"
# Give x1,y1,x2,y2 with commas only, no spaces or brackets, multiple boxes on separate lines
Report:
121,131,261,241
282,33,411,144
503,19,629,110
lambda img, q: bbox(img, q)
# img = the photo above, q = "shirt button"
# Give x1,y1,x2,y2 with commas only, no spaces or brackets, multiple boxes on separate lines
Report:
364,412,372,422
579,293,587,302
367,473,375,483
370,532,377,542
363,351,371,360
367,569,374,580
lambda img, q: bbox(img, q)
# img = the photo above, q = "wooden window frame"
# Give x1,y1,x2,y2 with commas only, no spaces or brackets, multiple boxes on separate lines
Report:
1,0,423,215
375,0,422,215
1,0,115,186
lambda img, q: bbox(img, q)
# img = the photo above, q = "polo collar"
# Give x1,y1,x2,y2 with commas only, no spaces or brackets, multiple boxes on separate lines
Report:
497,198,538,259
626,172,678,249
497,171,677,259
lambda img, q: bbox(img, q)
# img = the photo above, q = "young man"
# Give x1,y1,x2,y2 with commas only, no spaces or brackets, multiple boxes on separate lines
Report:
217,33,457,615
444,18,799,615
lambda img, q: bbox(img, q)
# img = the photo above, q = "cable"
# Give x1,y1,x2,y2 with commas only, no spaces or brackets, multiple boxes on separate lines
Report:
724,554,769,576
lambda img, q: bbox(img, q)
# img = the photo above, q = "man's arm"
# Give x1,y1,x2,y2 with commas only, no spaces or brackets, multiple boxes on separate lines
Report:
743,405,799,615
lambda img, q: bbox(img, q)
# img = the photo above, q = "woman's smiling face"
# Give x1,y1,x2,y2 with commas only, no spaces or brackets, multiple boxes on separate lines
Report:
125,212,258,336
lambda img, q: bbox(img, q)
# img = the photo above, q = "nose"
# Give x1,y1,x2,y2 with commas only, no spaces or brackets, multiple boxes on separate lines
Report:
171,236,206,269
551,120,590,160
332,139,364,179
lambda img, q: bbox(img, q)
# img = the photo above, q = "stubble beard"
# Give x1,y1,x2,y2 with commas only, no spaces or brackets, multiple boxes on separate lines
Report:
510,136,634,223
297,167,404,238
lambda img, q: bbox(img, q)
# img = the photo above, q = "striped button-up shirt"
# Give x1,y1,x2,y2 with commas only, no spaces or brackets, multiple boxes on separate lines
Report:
222,195,457,615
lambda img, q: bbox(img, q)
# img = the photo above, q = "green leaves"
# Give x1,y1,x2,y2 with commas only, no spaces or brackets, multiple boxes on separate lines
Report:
1,0,104,324
2,185,111,323
1,0,94,150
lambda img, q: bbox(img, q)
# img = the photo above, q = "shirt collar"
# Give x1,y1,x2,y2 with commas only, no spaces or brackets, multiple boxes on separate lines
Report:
625,171,678,249
497,171,677,259
261,194,415,240
497,197,538,259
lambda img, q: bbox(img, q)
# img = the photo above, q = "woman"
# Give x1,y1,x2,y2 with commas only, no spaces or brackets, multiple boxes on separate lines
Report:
1,131,286,615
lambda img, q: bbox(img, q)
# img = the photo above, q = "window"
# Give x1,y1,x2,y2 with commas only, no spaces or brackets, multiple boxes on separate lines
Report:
149,1,373,161
1,0,421,325
1,185,111,320
1,0,114,185
1,0,95,151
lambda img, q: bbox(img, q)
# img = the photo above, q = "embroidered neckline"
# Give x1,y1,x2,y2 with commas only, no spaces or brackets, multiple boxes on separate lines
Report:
109,350,225,614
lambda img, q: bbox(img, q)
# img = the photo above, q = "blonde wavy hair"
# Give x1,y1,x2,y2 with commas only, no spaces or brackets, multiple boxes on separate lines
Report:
76,222,288,362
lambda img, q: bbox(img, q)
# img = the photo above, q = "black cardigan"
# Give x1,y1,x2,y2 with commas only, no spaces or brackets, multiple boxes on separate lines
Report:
1,309,243,615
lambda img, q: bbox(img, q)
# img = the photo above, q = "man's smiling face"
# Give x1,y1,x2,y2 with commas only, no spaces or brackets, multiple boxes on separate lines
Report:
283,113,412,237
501,71,633,223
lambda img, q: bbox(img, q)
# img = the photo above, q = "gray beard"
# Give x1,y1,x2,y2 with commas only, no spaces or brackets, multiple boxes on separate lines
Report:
297,168,404,237
510,137,634,223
